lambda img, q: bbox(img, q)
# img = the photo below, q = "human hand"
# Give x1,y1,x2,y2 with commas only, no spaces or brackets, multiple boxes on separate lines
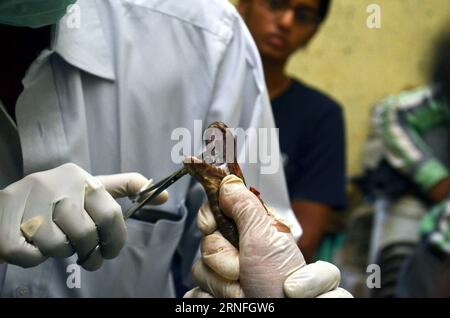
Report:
184,175,352,298
0,163,168,271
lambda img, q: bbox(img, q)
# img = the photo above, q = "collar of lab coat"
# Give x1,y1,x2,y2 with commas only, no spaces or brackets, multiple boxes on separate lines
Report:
51,1,115,81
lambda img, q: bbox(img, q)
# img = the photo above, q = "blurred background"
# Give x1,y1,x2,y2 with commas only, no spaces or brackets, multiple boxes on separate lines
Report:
232,0,450,176
230,0,450,298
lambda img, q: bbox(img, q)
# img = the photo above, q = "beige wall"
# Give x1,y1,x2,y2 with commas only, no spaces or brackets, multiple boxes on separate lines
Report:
231,0,450,176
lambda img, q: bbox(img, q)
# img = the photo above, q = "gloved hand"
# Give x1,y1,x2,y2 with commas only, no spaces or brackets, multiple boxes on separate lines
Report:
0,163,168,271
184,175,352,298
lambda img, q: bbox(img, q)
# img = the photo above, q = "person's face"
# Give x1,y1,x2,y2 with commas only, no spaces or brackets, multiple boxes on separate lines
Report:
238,0,322,62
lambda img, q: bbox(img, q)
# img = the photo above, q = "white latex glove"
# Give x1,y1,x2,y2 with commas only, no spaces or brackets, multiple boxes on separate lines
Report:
184,175,353,298
0,163,168,271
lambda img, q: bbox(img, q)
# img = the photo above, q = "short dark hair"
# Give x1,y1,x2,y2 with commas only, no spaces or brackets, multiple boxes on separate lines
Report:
318,0,331,23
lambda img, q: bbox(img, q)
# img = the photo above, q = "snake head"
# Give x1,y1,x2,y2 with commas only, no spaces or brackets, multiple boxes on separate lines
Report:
182,122,247,248
183,156,229,197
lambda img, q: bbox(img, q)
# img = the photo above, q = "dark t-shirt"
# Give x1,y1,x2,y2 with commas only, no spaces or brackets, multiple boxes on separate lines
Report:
271,80,347,209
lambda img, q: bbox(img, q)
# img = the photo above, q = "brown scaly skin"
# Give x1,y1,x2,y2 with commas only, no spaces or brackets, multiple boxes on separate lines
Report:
184,156,239,247
183,122,243,248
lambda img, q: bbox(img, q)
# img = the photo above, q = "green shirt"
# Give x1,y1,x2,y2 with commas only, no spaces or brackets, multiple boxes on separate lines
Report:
375,85,450,193
420,199,450,254
375,85,450,254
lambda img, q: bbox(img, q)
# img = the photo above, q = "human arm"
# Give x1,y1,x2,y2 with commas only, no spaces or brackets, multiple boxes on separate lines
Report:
293,200,331,263
290,104,347,261
375,87,450,202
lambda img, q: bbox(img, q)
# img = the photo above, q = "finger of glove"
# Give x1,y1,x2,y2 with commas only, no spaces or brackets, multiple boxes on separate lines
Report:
201,231,239,281
0,193,47,267
197,203,217,235
192,260,244,298
0,235,47,268
284,261,340,298
317,287,353,298
264,205,293,232
84,181,126,259
218,175,269,234
96,173,168,204
52,197,103,270
77,244,104,272
183,287,214,298
21,215,74,258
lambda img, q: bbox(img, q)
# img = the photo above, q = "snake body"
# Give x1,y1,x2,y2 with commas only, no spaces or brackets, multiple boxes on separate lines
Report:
183,122,244,248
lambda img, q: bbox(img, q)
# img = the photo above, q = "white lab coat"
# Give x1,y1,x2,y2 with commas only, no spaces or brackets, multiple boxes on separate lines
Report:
0,0,300,297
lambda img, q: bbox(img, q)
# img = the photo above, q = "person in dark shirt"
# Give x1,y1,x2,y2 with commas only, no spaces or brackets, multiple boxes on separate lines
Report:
238,0,346,262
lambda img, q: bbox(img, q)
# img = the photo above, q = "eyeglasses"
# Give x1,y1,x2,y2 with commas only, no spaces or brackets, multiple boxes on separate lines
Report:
262,0,321,26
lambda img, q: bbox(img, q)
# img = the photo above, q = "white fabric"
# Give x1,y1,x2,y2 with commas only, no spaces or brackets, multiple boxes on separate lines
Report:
0,0,300,297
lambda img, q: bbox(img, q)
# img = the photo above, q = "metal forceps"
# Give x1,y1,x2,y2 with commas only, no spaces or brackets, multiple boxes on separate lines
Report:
77,167,188,265
124,167,188,219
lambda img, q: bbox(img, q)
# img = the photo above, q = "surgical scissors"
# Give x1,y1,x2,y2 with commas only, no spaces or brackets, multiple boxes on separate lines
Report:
124,167,188,219
77,166,189,265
